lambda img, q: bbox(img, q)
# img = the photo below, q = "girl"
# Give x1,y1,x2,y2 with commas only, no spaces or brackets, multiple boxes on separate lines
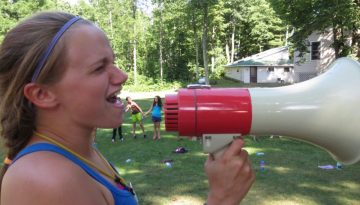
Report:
145,96,163,140
0,11,136,205
0,11,255,205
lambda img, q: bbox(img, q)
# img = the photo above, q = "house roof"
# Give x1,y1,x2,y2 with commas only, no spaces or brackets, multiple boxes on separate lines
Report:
225,46,294,68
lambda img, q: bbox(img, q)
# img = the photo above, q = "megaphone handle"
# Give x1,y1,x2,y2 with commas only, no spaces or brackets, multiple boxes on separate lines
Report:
202,134,242,158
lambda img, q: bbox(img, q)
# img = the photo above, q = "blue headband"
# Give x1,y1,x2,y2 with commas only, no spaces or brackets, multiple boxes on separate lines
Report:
31,16,81,82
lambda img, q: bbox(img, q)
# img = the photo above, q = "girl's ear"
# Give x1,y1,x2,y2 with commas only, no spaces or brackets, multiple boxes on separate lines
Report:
24,83,58,108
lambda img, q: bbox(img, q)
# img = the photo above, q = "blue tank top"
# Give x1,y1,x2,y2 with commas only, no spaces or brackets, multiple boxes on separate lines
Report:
152,105,162,118
11,143,138,205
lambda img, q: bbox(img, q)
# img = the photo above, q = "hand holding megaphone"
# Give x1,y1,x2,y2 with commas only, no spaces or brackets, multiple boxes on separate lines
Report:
205,138,255,205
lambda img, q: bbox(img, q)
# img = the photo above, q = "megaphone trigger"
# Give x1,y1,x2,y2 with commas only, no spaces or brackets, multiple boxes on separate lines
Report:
202,134,242,159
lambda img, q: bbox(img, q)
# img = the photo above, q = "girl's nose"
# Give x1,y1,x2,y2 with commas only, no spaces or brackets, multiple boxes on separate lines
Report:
111,67,128,85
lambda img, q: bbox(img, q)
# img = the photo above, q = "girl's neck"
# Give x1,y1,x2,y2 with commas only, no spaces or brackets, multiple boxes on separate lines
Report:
30,127,94,156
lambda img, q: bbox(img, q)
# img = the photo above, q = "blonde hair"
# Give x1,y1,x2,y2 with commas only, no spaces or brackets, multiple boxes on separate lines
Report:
0,11,91,192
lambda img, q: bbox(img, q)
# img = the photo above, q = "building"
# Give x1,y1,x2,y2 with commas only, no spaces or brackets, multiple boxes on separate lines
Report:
293,29,336,82
225,46,294,84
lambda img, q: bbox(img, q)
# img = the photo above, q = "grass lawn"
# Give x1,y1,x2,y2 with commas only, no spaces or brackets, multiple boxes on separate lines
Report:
93,98,360,205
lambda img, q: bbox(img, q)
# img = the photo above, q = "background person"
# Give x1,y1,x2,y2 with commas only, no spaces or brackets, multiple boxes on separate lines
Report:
112,97,124,142
125,96,146,139
112,126,124,142
145,96,163,140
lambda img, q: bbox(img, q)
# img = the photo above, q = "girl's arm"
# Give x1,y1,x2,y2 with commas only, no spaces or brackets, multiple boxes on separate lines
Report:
125,104,131,112
145,104,154,116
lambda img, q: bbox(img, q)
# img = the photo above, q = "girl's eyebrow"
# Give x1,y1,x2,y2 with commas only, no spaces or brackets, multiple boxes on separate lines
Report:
89,52,115,67
88,57,105,67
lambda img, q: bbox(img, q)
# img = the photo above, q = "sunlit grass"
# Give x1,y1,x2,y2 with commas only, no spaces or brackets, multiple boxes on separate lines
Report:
338,181,360,189
271,166,292,174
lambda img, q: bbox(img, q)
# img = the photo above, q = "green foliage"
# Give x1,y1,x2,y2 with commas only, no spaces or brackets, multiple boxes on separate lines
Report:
123,72,183,92
1,0,357,88
0,0,287,84
220,0,286,59
0,0,41,41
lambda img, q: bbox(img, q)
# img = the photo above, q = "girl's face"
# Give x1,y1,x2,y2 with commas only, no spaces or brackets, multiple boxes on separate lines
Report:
154,97,158,103
49,24,127,129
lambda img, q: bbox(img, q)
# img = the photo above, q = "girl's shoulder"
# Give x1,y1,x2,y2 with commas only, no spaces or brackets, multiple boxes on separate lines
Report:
3,152,107,204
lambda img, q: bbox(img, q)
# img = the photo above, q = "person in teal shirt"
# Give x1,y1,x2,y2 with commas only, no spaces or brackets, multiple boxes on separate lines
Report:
145,96,163,140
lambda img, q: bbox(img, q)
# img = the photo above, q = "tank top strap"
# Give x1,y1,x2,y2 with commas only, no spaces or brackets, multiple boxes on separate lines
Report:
13,143,114,186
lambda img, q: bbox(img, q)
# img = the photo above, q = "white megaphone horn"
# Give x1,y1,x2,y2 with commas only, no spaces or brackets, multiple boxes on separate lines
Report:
164,57,360,165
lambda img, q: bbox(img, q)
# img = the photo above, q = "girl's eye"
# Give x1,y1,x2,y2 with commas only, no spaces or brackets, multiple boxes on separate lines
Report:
94,65,105,72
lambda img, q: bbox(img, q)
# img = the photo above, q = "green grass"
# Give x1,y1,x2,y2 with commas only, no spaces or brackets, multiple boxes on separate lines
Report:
93,98,360,205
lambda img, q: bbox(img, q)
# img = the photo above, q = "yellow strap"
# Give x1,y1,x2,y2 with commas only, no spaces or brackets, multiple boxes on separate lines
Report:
3,157,12,165
93,148,127,184
34,131,126,185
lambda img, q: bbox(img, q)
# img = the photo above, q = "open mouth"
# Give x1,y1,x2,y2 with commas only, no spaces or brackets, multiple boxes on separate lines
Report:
107,93,121,104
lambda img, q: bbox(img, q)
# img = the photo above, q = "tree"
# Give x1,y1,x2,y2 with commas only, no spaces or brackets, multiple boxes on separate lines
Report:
270,0,360,59
0,0,292,85
0,0,47,42
188,0,218,85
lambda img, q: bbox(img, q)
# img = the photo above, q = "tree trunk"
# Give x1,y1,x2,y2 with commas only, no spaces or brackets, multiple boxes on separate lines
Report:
202,3,209,85
226,42,230,63
133,0,137,84
230,23,235,63
133,41,137,84
159,1,164,81
351,25,360,59
211,56,215,73
211,26,215,72
192,9,200,79
285,25,289,46
332,26,340,59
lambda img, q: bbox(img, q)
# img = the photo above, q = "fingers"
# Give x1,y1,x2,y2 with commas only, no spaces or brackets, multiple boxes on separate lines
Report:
206,138,245,165
234,149,252,177
222,138,244,160
204,139,255,205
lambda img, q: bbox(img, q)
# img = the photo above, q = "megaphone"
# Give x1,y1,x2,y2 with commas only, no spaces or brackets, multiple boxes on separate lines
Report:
164,57,360,165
